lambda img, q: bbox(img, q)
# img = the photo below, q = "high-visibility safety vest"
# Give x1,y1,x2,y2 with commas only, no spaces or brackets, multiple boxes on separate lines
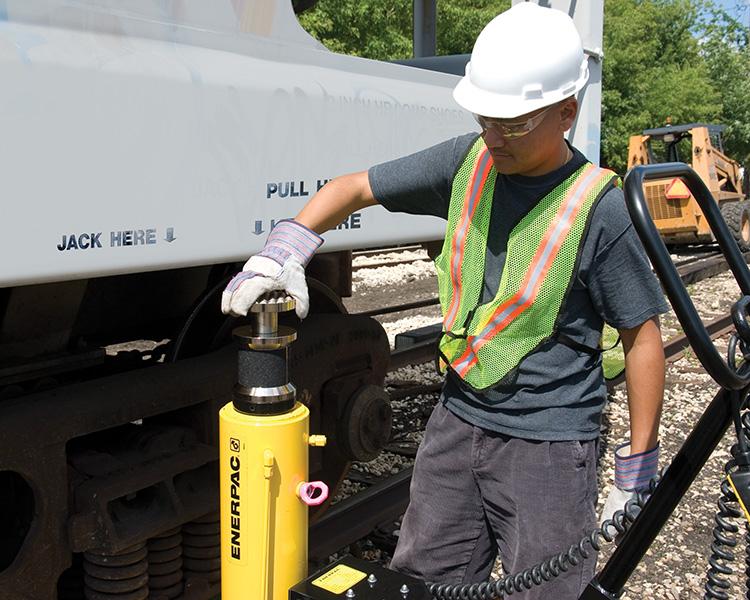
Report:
435,137,619,390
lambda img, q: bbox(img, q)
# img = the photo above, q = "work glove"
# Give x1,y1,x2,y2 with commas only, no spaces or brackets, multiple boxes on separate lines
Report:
600,442,659,535
222,219,323,319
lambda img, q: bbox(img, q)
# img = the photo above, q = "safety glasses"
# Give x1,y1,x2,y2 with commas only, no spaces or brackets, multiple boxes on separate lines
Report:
474,105,553,139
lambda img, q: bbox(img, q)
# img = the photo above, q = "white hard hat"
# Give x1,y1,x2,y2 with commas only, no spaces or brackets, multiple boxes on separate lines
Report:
453,2,589,119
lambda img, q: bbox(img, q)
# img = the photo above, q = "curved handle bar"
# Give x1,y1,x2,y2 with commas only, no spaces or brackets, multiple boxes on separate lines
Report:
732,296,750,344
624,163,750,390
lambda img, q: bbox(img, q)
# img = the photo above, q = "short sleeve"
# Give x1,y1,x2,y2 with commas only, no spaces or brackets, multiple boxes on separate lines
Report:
368,133,477,219
584,187,670,329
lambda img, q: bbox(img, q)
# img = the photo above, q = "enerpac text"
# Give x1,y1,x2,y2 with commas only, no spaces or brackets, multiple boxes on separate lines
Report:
229,455,241,560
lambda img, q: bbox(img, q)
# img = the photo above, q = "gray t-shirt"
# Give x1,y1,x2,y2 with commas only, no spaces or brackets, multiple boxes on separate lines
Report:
369,133,669,441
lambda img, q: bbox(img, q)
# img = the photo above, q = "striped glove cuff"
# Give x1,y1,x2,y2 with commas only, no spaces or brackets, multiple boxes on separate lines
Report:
258,219,323,267
614,442,659,492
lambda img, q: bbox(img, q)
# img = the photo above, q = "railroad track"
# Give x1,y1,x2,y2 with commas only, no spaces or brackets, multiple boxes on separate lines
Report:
351,245,427,269
356,248,742,319
311,249,749,562
353,245,424,258
353,245,722,274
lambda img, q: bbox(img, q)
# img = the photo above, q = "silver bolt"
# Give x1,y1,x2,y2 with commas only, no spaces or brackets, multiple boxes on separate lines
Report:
400,583,409,594
367,574,377,584
345,589,355,598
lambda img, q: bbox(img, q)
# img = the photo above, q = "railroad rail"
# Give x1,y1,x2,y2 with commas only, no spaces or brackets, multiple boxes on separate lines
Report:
352,245,424,258
362,248,739,340
353,257,432,271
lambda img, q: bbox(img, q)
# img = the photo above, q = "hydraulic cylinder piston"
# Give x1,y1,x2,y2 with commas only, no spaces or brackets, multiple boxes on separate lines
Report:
219,292,327,600
232,292,298,415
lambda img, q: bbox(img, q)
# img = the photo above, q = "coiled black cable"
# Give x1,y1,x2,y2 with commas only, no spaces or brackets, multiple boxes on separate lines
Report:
704,406,750,599
427,477,659,599
704,473,741,599
742,402,750,600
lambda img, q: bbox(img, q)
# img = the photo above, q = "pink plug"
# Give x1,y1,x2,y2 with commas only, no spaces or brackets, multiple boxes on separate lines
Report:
297,481,329,506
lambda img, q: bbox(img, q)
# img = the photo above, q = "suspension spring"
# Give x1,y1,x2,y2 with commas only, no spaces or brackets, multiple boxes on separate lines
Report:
182,511,222,585
83,543,149,600
147,527,184,600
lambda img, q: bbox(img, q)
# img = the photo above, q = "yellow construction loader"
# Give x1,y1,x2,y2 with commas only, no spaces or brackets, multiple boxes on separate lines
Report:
627,123,749,249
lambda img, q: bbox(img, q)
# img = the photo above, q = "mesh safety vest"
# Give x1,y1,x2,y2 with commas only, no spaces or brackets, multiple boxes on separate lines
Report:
435,137,619,390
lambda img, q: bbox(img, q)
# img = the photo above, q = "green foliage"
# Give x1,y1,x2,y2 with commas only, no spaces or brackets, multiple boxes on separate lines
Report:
298,0,412,60
699,6,750,165
436,0,510,55
298,0,509,59
601,0,721,174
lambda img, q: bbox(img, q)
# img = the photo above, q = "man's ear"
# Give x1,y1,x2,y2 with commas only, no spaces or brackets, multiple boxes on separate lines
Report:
559,98,578,132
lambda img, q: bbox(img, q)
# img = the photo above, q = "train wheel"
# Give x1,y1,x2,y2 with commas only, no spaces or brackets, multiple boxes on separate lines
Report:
720,201,750,251
289,312,391,520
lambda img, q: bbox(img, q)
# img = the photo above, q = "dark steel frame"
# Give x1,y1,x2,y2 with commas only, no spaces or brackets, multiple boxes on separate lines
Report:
580,163,750,598
413,0,437,58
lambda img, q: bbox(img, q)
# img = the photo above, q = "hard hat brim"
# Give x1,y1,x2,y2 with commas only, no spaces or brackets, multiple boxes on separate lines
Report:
452,65,589,119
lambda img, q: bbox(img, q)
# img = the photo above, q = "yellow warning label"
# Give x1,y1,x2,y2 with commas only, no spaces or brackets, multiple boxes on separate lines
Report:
312,564,367,594
665,178,691,200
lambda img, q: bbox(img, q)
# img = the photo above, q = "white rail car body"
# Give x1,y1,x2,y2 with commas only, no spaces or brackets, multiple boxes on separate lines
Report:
0,0,603,288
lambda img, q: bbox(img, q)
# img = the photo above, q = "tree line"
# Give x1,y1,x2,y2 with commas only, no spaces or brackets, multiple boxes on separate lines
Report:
297,0,750,175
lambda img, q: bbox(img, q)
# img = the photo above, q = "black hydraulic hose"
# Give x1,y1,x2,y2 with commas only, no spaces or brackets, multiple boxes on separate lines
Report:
705,459,742,599
427,479,660,600
168,274,233,362
704,399,750,599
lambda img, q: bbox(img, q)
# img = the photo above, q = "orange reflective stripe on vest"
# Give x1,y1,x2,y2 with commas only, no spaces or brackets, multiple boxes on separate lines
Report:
444,146,494,331
451,163,609,377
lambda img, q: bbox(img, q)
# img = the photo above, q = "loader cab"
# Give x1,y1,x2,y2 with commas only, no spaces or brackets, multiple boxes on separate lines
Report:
641,123,726,165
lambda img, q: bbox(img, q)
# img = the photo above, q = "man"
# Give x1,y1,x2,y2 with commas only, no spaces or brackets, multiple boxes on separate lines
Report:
222,3,667,598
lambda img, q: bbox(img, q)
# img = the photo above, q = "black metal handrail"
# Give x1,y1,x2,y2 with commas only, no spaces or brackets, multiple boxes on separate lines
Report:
624,163,750,390
581,163,750,599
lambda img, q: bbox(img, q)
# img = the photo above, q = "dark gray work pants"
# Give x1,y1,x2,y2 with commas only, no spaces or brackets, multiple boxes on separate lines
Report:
391,402,598,600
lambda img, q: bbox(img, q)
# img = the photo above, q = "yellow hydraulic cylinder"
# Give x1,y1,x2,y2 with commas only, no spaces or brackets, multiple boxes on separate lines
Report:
219,292,328,600
220,402,318,600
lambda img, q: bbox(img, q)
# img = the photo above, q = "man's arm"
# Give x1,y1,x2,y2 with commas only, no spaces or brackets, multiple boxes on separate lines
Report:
221,170,378,317
295,171,378,234
222,137,455,318
619,316,664,453
599,315,664,527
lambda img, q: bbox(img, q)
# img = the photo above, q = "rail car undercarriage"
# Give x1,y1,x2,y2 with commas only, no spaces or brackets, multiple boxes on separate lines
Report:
0,253,391,600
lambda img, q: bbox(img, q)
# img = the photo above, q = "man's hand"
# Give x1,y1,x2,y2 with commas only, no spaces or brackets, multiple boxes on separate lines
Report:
600,442,659,534
221,219,323,319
